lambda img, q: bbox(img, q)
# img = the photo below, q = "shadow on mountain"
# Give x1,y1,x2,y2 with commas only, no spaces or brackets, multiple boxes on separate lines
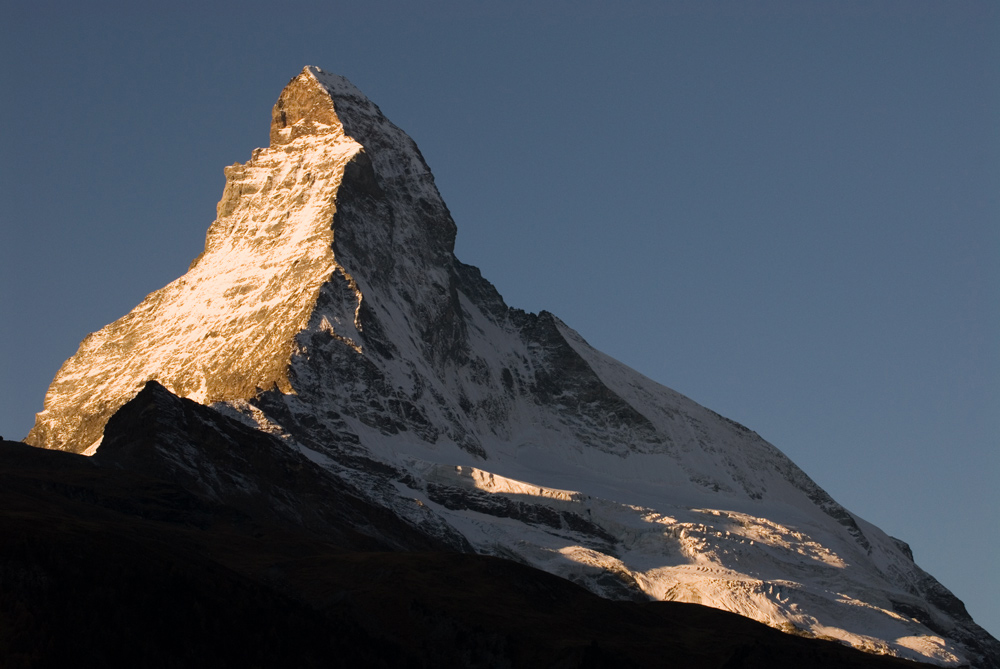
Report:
1,384,935,668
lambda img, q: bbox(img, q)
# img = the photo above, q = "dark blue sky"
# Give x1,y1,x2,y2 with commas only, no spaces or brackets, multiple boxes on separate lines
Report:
2,0,997,638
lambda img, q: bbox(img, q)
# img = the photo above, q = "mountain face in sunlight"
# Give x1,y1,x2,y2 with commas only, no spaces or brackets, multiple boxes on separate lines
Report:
25,67,999,668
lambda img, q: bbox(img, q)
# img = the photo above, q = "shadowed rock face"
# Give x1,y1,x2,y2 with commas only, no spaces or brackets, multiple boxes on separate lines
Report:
92,380,469,552
22,67,1000,667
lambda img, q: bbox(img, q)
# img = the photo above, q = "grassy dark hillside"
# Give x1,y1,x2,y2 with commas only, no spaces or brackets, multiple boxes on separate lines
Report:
0,439,934,669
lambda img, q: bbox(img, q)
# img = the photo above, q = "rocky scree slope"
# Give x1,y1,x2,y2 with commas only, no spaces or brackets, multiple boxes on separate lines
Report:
25,67,1000,668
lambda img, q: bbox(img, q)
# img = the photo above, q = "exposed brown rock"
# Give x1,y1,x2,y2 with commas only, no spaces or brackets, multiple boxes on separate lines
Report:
270,69,343,146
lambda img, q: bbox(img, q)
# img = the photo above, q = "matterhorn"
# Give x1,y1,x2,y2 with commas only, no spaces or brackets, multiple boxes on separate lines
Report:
22,67,998,668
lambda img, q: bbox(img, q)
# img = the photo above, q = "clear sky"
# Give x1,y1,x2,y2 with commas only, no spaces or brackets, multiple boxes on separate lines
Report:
2,0,997,639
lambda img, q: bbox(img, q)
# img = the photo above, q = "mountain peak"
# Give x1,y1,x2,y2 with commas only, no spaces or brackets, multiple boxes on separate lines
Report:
269,67,366,147
24,67,998,667
27,67,461,455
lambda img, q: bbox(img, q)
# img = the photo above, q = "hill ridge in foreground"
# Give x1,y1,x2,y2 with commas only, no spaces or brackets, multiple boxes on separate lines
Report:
1,422,936,668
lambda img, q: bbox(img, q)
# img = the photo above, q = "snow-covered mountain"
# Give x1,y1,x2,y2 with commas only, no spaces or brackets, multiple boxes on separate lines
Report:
26,67,999,668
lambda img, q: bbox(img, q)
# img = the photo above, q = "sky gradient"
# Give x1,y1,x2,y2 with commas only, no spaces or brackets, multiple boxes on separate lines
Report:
2,1,997,639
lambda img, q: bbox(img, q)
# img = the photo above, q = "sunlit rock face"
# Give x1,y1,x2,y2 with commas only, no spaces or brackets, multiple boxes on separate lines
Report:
28,71,365,453
26,67,999,668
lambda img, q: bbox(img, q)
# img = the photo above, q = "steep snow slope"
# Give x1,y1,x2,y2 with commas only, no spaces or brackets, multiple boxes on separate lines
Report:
27,67,999,668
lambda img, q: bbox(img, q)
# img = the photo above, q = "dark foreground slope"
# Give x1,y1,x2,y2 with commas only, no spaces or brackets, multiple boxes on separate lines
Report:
2,386,934,668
